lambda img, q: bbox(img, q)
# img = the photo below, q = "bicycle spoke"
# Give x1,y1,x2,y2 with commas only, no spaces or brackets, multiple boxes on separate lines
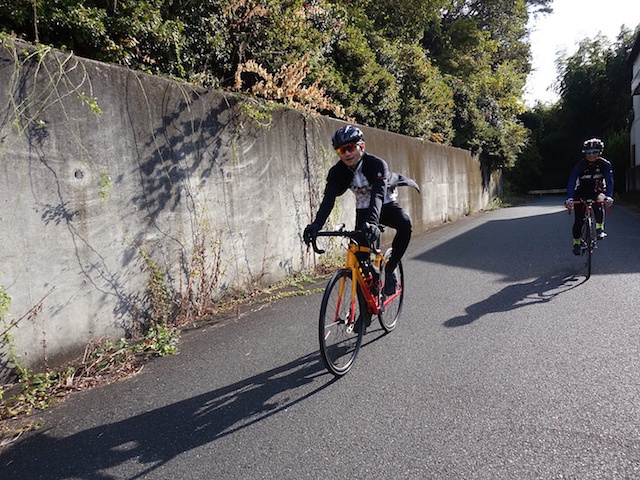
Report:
319,269,363,376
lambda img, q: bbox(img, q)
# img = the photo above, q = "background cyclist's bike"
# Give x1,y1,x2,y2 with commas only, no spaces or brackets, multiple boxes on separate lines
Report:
309,226,403,376
568,198,608,279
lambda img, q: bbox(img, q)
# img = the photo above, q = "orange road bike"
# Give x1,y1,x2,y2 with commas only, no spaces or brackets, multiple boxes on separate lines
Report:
310,225,403,376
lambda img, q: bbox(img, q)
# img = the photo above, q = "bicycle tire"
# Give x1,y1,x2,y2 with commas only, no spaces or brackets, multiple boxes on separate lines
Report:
582,217,593,279
318,268,365,376
378,249,404,333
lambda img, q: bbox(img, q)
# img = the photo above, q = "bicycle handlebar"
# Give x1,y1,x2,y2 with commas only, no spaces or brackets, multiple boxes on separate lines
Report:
566,198,610,214
307,224,384,254
572,199,604,205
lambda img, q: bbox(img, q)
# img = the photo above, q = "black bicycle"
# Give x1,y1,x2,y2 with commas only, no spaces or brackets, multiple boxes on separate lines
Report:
570,198,607,279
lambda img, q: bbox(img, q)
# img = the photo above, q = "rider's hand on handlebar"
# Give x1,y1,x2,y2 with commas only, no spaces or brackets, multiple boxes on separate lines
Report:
303,223,320,245
362,222,380,245
605,196,614,208
565,198,574,209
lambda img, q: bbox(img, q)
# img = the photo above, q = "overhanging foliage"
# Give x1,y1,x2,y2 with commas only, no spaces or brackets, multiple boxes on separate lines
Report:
0,0,553,169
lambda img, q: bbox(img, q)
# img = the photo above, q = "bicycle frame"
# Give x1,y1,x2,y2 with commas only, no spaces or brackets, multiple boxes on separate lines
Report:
573,199,604,247
570,198,607,279
345,243,382,314
312,227,405,375
312,230,401,316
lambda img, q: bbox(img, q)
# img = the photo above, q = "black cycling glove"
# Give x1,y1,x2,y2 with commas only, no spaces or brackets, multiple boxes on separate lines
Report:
303,224,320,244
362,222,380,245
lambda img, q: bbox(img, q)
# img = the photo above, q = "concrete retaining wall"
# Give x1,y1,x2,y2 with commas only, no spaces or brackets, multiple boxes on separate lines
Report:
0,41,499,375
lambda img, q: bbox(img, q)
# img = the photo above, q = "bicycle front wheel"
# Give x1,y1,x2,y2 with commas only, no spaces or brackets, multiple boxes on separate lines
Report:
581,217,593,279
318,269,365,376
378,249,404,333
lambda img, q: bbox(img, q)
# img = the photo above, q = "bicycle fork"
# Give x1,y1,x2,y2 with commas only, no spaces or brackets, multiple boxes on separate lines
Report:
332,274,359,334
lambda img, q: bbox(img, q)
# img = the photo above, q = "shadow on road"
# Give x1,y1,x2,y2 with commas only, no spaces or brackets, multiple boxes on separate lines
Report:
0,351,332,479
414,210,575,281
443,271,585,327
414,202,640,281
410,198,640,327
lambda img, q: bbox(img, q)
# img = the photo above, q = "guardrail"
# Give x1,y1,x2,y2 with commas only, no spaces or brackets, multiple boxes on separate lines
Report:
528,189,565,195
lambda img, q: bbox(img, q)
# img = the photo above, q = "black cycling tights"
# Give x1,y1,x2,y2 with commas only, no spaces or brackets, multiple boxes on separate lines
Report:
356,202,412,271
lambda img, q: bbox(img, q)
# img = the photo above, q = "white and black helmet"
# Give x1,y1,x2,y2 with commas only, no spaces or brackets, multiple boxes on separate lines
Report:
582,137,604,152
331,125,364,149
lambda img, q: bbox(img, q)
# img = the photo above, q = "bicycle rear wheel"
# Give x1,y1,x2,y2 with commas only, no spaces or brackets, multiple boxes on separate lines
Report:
318,269,365,376
378,249,404,333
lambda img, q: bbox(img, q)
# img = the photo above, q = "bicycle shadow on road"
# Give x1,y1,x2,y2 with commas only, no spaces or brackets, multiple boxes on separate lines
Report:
0,351,332,479
443,271,585,327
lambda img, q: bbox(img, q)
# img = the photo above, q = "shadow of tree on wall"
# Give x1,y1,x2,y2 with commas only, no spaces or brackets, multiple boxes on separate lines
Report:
28,52,154,336
480,157,492,192
0,47,230,342
128,77,298,226
2,41,311,359
126,73,312,291
127,78,230,225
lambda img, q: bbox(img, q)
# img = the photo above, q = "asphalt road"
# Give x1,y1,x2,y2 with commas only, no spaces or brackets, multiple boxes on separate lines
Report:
2,195,640,479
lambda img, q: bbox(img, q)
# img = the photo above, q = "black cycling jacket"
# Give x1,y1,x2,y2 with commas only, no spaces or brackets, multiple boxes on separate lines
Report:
311,152,419,228
566,157,614,198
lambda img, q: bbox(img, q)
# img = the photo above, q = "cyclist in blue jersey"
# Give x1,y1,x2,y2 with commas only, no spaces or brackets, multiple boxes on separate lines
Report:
565,138,614,255
303,125,419,295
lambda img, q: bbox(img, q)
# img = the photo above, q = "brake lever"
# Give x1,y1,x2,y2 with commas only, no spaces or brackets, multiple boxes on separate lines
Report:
311,235,325,254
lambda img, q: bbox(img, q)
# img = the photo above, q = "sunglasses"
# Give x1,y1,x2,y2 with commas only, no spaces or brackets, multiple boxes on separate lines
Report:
584,149,600,155
336,143,359,155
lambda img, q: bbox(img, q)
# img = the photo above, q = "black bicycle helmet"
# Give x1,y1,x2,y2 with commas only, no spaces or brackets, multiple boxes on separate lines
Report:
582,138,604,152
331,125,364,149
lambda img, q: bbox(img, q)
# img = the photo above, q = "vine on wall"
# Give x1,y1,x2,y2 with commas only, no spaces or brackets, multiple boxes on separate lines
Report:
0,37,243,432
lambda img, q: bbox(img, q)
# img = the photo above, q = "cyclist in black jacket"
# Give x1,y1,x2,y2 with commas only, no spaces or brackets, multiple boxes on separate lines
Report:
565,138,614,255
304,125,419,295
